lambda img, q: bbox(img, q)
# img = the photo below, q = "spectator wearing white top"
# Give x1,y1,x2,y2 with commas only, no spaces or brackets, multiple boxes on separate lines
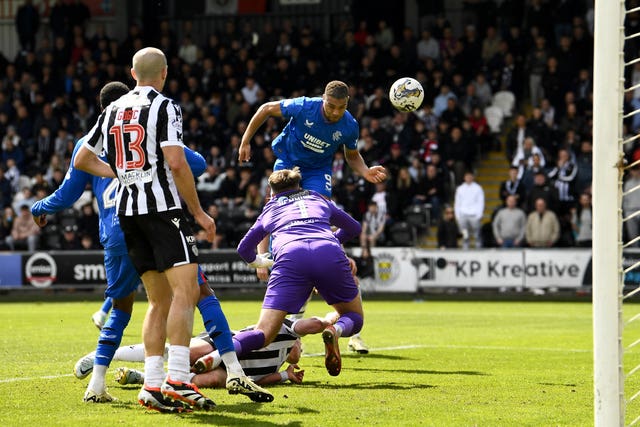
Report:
454,171,485,249
241,76,261,107
511,136,546,180
416,29,440,62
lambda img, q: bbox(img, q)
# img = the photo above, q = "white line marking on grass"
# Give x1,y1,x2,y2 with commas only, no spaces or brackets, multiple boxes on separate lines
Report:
303,343,592,357
0,373,75,383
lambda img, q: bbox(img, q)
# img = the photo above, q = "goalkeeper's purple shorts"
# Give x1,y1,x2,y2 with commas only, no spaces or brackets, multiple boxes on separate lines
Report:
262,239,358,314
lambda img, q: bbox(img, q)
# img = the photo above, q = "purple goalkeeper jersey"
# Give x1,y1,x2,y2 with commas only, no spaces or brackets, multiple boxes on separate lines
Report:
237,189,361,263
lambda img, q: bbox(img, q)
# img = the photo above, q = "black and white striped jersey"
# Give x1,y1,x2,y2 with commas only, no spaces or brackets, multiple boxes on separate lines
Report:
82,86,184,216
236,319,300,381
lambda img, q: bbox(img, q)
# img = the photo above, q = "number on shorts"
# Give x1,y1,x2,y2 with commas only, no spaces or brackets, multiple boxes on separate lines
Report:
109,123,146,169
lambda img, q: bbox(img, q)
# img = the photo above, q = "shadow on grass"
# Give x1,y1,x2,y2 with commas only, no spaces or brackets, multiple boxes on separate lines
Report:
301,361,488,376
299,380,436,390
111,399,311,426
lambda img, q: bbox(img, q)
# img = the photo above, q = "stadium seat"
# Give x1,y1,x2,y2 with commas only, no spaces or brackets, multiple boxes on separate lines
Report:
387,221,416,247
404,204,431,235
484,105,504,134
492,90,516,118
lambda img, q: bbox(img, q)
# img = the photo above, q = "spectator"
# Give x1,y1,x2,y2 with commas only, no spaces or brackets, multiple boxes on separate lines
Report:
499,166,527,208
0,167,12,208
60,224,82,250
571,192,592,248
414,162,446,221
437,206,460,249
15,0,40,52
360,201,386,248
416,29,439,62
492,194,527,248
547,147,577,216
511,136,546,179
526,170,559,213
454,171,484,249
0,206,15,249
387,167,415,220
5,203,40,251
525,198,560,248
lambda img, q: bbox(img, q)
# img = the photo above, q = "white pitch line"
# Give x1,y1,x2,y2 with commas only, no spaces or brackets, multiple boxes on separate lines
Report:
0,373,76,383
0,344,600,383
303,343,593,358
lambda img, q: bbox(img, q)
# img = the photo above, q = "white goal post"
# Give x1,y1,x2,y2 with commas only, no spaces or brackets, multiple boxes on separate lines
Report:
593,1,626,426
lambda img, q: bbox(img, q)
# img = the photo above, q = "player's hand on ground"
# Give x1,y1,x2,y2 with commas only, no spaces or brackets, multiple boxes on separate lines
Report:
363,165,387,183
194,211,216,242
32,214,47,227
238,142,251,163
286,364,304,384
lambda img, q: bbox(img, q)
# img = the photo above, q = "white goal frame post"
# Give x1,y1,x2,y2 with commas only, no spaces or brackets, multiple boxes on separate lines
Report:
593,1,626,426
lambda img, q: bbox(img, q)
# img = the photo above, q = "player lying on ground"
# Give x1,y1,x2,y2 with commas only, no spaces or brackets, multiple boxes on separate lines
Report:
75,316,336,388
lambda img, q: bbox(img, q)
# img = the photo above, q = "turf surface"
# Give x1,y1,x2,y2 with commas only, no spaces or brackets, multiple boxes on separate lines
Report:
0,298,636,426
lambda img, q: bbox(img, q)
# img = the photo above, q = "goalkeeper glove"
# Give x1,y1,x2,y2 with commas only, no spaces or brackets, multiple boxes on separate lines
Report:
247,253,274,269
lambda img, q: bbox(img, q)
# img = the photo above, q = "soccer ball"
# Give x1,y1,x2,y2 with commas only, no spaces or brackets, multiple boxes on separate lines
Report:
389,77,424,112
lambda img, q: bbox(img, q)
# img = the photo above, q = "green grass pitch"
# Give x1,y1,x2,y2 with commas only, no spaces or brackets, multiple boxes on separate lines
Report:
1,297,638,426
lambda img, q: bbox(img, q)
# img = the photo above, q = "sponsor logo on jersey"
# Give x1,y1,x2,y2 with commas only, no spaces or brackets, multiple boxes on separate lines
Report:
304,119,314,127
171,218,181,228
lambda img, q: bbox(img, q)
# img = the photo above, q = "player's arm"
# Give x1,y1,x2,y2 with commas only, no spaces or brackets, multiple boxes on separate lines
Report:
256,365,304,385
344,147,387,184
237,219,271,267
328,202,362,243
184,146,207,178
74,145,116,178
239,101,283,163
163,145,216,242
32,144,92,227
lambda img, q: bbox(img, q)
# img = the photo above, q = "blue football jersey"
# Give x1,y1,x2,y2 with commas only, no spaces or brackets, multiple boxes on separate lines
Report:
31,137,206,256
272,97,359,170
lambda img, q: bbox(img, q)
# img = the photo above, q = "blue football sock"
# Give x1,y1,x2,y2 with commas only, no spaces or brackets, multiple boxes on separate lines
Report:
95,308,131,366
197,295,234,355
100,297,112,314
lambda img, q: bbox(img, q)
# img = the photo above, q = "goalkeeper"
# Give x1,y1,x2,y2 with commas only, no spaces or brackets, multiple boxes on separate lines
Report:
234,167,363,378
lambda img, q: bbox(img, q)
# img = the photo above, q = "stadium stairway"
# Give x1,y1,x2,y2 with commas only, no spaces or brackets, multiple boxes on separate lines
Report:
418,150,511,249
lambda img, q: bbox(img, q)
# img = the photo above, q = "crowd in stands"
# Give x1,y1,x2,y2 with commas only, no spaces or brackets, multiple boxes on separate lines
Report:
0,0,608,252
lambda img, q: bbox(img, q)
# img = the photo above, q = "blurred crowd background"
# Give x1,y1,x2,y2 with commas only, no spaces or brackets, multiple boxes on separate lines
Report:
0,0,623,253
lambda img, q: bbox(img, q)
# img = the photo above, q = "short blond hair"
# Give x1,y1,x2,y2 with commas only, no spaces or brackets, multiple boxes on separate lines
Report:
269,167,302,194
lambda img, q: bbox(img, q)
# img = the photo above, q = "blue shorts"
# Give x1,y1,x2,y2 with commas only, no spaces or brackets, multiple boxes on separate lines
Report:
273,158,332,198
104,252,142,300
263,239,358,314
